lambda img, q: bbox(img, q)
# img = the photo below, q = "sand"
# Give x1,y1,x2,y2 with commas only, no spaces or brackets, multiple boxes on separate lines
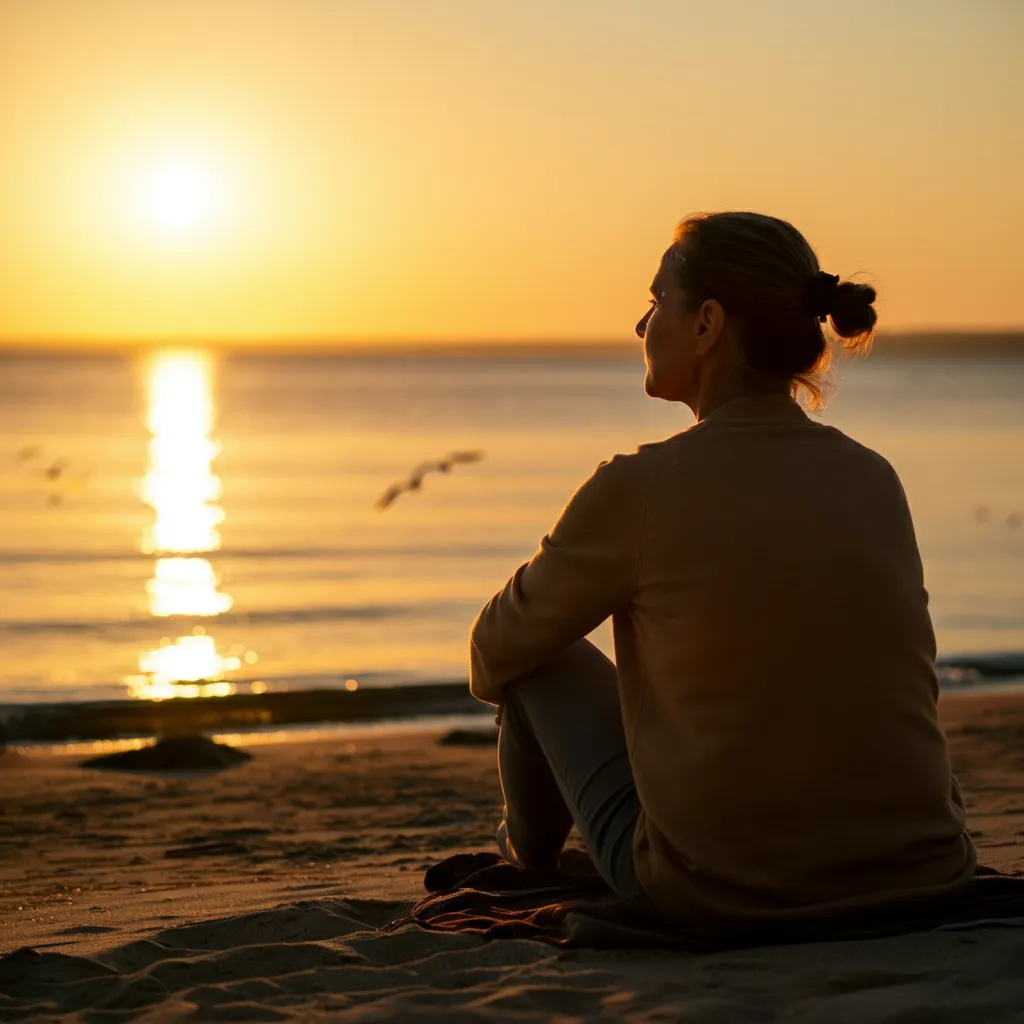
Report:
1,690,1023,1021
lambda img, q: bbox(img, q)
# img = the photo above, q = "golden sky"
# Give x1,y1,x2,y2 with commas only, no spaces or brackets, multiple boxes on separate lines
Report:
1,0,1021,344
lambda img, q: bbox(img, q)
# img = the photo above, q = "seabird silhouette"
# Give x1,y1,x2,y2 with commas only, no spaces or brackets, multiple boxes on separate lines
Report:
375,450,485,510
44,467,91,507
16,444,43,462
43,458,67,481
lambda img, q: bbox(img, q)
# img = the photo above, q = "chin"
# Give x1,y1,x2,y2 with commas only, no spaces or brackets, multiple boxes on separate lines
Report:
645,374,676,401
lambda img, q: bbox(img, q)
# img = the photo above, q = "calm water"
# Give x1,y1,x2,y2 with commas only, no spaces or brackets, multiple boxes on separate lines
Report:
1,349,1022,705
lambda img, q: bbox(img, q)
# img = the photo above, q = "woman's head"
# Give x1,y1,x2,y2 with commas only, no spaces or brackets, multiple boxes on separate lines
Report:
636,212,876,415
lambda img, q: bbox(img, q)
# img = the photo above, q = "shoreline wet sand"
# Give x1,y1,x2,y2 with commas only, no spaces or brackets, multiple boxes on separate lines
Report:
1,687,1023,1020
0,681,487,745
3,659,1020,747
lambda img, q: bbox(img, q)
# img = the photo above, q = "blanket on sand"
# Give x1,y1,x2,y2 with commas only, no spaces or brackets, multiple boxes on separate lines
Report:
391,853,1024,950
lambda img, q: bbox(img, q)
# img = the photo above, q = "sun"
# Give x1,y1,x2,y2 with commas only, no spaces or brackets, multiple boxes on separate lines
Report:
143,162,213,231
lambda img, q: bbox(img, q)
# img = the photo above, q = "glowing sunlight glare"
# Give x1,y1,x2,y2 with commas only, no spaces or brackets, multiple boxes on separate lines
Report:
143,163,212,231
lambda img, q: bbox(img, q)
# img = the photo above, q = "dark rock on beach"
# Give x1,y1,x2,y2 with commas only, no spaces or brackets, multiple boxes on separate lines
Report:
80,735,252,771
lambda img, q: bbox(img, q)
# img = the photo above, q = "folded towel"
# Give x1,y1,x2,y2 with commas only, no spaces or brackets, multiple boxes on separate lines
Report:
390,856,1024,950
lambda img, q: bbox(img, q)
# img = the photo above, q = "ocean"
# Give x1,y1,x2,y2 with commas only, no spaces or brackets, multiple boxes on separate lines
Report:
1,347,1023,706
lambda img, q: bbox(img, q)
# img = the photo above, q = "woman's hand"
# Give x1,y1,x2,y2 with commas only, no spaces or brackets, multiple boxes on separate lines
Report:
494,703,503,727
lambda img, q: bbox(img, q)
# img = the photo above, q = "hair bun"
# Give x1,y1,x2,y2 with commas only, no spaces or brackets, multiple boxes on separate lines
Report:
829,281,877,341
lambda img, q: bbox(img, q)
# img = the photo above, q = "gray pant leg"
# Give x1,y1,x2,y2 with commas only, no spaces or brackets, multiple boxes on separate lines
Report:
497,637,644,902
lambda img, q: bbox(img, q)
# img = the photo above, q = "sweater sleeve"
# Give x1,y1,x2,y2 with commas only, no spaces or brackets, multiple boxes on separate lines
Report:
468,452,649,705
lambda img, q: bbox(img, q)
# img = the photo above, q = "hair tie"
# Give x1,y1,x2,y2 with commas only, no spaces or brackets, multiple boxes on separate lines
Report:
804,272,840,322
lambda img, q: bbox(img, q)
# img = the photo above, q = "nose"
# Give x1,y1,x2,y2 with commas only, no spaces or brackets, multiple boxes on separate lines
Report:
635,307,653,340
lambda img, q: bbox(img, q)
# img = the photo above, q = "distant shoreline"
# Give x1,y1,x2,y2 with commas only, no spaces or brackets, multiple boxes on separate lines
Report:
1,331,1023,359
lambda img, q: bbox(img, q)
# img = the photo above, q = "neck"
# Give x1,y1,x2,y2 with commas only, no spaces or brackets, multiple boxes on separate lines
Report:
692,367,790,421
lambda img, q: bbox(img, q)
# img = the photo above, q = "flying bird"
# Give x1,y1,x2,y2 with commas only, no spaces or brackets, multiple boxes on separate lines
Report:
375,450,485,511
10,446,89,507
45,471,91,507
42,459,90,507
16,444,43,462
43,458,68,481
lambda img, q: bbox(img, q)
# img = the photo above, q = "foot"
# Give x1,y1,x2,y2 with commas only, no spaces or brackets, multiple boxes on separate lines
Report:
496,820,522,866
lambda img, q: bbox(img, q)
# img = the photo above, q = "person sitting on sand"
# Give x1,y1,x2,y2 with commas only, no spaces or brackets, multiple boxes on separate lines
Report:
468,211,976,922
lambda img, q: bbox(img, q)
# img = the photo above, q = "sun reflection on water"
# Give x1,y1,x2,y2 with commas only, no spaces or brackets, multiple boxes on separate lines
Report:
145,557,233,617
130,633,240,700
141,349,223,555
129,350,251,700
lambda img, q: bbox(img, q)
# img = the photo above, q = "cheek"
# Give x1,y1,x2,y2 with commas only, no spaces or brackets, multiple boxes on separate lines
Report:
644,315,678,369
645,317,696,396
643,311,667,364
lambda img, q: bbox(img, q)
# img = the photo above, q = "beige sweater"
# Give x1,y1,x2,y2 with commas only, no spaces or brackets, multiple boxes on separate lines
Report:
469,393,975,921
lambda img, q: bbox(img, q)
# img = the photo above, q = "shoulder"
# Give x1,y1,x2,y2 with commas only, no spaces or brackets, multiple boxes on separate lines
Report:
574,427,710,499
611,421,715,474
562,445,665,524
813,421,901,474
586,440,671,491
808,422,912,504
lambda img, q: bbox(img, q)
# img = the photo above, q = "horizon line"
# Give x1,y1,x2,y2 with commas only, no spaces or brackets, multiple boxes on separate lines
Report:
2,328,1024,355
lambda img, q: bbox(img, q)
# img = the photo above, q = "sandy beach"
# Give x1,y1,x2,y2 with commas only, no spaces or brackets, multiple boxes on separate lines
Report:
0,688,1021,1021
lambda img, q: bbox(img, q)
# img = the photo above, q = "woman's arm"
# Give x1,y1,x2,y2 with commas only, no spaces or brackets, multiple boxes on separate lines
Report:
469,452,652,705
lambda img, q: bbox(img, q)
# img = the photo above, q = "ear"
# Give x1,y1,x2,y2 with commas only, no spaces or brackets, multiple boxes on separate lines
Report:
693,299,726,357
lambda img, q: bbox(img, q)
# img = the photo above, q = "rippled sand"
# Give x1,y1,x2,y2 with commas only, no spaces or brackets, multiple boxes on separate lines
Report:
1,691,1023,1021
